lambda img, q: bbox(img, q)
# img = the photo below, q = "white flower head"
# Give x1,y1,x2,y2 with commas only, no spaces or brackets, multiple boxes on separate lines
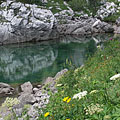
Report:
73,91,87,99
110,74,120,80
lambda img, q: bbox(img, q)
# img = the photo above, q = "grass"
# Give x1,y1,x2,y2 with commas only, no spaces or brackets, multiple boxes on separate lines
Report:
38,38,120,120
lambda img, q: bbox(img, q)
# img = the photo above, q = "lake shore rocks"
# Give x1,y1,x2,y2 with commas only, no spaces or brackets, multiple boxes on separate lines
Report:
0,1,117,45
57,18,114,35
0,69,68,119
0,0,57,45
0,82,14,95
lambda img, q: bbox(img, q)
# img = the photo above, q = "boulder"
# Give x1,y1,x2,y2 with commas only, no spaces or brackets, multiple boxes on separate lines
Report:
0,1,57,44
21,82,33,93
18,93,36,104
55,69,68,79
0,82,14,94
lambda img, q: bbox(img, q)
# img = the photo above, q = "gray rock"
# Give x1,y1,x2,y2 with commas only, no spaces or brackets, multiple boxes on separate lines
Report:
116,17,120,26
18,93,36,104
0,82,14,94
33,88,39,93
55,69,68,79
0,118,4,120
0,1,57,45
57,18,114,35
21,82,33,93
114,26,120,34
27,106,39,118
97,2,117,19
43,77,54,85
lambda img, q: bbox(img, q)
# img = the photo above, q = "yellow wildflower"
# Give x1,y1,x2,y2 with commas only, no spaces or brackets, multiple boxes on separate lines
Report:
72,104,74,107
63,97,69,102
44,112,50,117
67,98,71,103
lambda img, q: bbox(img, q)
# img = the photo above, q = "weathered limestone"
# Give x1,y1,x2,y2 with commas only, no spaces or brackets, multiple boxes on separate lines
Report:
0,82,14,94
0,1,56,44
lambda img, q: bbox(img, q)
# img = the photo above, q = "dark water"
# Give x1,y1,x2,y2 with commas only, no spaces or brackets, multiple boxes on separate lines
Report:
0,34,114,84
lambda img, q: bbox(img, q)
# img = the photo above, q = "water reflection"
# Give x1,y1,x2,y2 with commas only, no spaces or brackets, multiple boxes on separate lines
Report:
0,34,114,84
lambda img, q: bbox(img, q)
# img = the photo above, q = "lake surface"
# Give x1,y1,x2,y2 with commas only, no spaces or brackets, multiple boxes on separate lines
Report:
0,34,114,84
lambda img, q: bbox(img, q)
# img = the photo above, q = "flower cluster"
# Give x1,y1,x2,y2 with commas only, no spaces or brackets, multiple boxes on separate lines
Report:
85,103,103,115
73,91,87,99
2,97,20,110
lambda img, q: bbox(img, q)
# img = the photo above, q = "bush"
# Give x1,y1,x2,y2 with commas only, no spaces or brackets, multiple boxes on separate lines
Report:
68,0,87,12
16,0,42,5
69,0,102,16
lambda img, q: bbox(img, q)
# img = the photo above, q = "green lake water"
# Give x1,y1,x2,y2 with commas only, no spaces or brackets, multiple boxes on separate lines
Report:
0,34,114,84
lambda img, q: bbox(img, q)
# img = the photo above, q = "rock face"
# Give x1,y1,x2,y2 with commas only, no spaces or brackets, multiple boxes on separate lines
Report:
0,1,56,44
57,18,114,35
116,17,120,26
97,2,117,19
114,17,120,34
0,82,14,94
0,1,117,45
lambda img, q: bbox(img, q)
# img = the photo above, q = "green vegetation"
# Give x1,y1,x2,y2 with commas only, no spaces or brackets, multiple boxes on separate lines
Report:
69,0,102,16
16,0,42,5
104,11,120,22
38,39,120,119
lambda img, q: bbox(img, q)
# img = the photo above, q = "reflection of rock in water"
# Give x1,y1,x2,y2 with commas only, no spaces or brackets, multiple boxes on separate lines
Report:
59,34,114,44
0,43,58,81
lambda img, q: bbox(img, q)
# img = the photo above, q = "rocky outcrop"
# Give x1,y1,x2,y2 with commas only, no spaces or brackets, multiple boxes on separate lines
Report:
114,17,120,34
0,82,14,94
0,0,57,44
97,2,118,19
57,18,114,35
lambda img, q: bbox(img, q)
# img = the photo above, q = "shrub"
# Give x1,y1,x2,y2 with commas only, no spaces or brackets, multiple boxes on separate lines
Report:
69,0,102,16
16,0,42,5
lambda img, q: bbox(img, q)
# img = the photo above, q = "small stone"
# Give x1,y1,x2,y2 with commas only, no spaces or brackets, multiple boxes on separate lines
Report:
33,88,39,93
37,85,42,88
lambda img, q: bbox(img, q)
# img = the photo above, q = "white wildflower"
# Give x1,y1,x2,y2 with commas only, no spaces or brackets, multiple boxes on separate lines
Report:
73,91,87,99
85,103,103,115
56,84,62,87
110,74,120,80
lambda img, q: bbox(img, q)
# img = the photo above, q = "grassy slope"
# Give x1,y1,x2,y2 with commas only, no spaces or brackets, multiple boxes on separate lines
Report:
39,39,120,120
